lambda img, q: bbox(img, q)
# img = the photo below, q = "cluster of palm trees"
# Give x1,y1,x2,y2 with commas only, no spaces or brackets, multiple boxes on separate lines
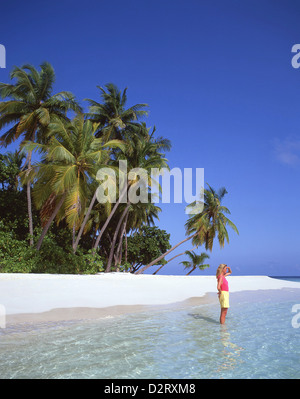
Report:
0,62,239,274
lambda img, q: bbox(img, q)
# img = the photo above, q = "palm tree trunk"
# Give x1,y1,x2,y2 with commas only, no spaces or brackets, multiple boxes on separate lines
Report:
125,227,128,263
26,150,34,246
72,223,76,247
36,193,66,250
73,190,97,253
152,246,197,275
116,230,124,266
106,202,131,272
152,263,165,275
25,127,37,247
186,267,196,276
91,225,97,248
136,233,197,274
115,212,129,267
92,183,128,254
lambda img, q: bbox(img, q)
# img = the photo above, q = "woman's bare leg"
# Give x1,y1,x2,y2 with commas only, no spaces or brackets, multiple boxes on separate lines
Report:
220,308,228,324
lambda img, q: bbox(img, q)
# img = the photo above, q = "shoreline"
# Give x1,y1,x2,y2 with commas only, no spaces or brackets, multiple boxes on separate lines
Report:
1,273,300,327
5,288,300,328
6,293,218,327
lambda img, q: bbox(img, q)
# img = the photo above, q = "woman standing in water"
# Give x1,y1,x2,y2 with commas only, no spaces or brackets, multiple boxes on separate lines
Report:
216,264,232,324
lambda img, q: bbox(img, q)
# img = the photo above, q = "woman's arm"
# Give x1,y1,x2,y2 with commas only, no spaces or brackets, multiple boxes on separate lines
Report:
217,276,222,296
224,267,232,277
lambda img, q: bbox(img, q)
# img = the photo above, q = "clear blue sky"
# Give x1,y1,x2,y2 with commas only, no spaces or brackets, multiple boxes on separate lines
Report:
1,0,300,276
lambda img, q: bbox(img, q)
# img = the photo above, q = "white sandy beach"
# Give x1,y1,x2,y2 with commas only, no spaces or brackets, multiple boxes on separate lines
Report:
1,273,300,325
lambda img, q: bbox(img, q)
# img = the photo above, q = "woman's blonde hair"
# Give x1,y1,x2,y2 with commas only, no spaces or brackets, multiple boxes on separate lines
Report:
216,263,227,278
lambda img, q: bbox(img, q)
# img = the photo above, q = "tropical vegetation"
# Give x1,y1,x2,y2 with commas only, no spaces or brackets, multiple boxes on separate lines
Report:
0,62,238,274
180,251,210,276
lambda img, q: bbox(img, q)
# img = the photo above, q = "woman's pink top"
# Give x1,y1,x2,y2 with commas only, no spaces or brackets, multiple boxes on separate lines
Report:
218,275,229,291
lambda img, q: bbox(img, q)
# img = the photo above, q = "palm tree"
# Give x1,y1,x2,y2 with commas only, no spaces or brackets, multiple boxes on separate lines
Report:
5,150,25,168
105,202,131,272
126,198,162,233
20,115,123,250
85,83,148,142
73,123,170,256
107,198,162,272
180,251,210,276
73,85,150,253
136,184,239,274
0,62,81,245
185,184,239,251
152,246,197,275
115,201,158,268
92,126,170,258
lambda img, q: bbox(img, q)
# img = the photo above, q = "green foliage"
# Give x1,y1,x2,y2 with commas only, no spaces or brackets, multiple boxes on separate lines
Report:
0,189,31,240
0,153,20,190
185,183,239,251
20,115,125,232
126,225,171,273
85,83,149,141
180,251,210,275
0,62,81,147
117,261,132,272
79,249,105,274
0,224,104,274
0,228,36,272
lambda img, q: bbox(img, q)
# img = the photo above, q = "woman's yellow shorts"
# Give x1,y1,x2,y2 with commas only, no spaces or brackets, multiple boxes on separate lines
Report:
219,291,230,308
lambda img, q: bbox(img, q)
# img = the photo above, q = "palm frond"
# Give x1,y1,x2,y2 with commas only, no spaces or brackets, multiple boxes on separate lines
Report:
52,164,77,194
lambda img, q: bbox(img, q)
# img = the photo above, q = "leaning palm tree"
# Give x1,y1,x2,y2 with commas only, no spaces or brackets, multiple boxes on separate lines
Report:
0,62,81,245
107,197,162,272
92,126,170,259
180,251,210,276
79,119,170,258
136,184,239,274
185,184,239,251
85,83,148,142
20,114,123,250
153,246,197,275
72,179,113,253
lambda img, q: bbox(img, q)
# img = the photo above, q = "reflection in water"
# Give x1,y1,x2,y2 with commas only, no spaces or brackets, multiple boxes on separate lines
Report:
217,324,244,374
188,311,245,376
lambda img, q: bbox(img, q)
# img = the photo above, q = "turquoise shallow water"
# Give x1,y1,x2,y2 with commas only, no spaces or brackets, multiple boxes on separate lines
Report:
0,286,300,379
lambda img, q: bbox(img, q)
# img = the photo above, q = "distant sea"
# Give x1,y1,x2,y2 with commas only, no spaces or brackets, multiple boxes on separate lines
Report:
270,276,300,283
